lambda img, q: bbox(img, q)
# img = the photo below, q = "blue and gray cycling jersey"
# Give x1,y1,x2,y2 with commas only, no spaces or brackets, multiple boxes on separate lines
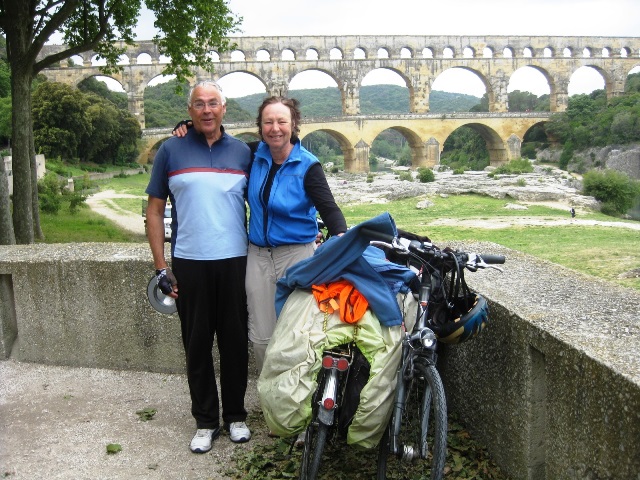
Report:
146,128,252,260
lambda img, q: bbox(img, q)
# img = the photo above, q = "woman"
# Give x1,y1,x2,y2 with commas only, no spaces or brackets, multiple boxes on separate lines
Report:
247,96,347,372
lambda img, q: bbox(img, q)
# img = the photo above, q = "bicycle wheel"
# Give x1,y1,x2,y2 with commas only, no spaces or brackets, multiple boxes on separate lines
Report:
377,361,447,480
298,420,329,480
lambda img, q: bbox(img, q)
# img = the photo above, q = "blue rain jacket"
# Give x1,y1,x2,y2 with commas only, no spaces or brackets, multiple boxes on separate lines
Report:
275,212,419,326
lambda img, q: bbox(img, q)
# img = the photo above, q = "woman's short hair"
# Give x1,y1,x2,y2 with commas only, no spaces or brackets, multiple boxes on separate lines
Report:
256,96,301,143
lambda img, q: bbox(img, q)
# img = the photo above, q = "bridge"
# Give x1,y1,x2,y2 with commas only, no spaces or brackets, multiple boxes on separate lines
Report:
142,112,551,171
39,35,638,170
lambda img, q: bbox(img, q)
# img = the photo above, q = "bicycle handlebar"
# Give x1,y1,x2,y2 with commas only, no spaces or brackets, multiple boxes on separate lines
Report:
361,227,505,272
476,254,506,265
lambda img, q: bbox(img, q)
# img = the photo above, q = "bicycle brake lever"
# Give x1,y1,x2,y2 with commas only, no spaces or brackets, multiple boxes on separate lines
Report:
466,254,504,273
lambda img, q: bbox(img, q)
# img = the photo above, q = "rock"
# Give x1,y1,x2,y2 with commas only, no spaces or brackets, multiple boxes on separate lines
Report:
416,199,435,209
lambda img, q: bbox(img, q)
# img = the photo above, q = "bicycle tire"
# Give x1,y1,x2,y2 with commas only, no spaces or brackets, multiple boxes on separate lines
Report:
298,421,329,480
377,361,447,480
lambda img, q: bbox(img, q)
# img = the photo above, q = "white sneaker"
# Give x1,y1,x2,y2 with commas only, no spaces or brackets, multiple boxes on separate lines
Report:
190,428,219,453
227,421,251,443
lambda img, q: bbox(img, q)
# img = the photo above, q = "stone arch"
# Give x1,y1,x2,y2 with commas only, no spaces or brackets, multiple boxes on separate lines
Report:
361,66,411,87
329,48,342,60
377,47,390,59
256,49,270,61
354,47,367,59
230,50,247,61
444,122,510,166
217,70,269,96
289,67,341,90
400,47,413,58
569,65,610,96
422,47,434,58
509,64,553,106
140,136,171,164
463,46,476,58
301,128,359,172
377,126,427,169
135,52,153,65
521,120,551,157
431,66,489,106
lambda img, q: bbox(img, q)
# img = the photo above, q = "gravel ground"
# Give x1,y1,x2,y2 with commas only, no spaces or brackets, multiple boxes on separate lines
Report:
0,358,264,480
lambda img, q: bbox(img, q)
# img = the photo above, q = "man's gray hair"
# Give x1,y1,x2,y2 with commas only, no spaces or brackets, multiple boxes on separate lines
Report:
188,80,226,106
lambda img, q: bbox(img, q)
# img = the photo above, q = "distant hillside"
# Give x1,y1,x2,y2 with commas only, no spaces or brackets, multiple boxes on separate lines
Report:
143,79,253,128
234,85,481,118
140,83,481,127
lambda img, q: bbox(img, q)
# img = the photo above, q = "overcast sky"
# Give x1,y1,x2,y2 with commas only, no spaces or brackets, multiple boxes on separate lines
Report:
121,0,640,97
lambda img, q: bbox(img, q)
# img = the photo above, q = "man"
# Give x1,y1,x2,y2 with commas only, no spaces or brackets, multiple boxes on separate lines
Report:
145,80,252,453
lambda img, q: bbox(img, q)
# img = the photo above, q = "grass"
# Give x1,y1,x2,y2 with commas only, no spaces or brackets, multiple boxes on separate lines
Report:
38,202,146,243
38,172,640,291
96,170,151,195
341,195,640,291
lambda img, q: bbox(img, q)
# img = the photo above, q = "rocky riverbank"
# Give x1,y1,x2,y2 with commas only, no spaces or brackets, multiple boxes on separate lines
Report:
326,164,599,210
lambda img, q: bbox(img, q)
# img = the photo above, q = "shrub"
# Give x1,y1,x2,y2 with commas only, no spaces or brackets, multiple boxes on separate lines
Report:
492,158,534,175
453,168,465,175
366,174,374,183
38,172,66,214
517,178,527,187
582,169,640,216
520,143,537,159
417,167,435,183
398,171,413,182
68,192,87,214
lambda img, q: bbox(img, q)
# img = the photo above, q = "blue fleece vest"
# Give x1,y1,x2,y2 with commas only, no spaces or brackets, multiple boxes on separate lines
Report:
248,141,319,247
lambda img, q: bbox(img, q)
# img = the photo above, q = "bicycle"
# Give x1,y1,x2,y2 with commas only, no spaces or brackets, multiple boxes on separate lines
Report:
362,228,505,480
297,224,504,480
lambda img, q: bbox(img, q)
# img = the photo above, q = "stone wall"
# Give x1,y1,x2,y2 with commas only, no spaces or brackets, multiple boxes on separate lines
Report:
2,154,46,195
0,242,638,479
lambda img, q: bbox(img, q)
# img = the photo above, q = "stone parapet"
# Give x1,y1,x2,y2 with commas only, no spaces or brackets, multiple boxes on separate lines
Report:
0,243,183,372
0,242,638,479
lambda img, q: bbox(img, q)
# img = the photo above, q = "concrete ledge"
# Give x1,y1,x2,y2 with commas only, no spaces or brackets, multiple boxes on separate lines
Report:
0,243,184,373
441,242,640,480
0,242,638,479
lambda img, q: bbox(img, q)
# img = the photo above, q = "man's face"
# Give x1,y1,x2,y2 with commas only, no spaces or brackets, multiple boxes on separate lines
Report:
188,85,227,138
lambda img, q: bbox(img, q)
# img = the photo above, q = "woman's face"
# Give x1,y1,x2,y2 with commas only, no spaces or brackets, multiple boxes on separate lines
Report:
260,102,293,151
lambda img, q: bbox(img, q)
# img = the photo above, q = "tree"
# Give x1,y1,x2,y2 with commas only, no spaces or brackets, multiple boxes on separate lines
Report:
0,0,241,244
32,81,90,158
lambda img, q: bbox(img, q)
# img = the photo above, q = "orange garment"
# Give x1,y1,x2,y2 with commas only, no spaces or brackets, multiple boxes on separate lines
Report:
311,280,369,324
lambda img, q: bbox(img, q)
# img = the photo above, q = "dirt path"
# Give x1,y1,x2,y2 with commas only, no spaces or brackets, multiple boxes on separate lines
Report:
86,190,147,235
428,216,640,230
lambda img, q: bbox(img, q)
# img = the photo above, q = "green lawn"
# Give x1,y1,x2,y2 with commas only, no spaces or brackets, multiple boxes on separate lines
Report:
39,203,146,243
39,173,640,291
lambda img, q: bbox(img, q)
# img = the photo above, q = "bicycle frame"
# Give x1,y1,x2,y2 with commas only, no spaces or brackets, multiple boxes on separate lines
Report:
388,267,440,460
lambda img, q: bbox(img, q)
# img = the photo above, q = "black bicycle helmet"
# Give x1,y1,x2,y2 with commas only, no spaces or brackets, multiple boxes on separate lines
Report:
429,293,489,344
427,250,490,344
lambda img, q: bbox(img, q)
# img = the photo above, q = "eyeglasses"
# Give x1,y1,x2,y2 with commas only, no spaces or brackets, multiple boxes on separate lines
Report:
191,101,222,110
